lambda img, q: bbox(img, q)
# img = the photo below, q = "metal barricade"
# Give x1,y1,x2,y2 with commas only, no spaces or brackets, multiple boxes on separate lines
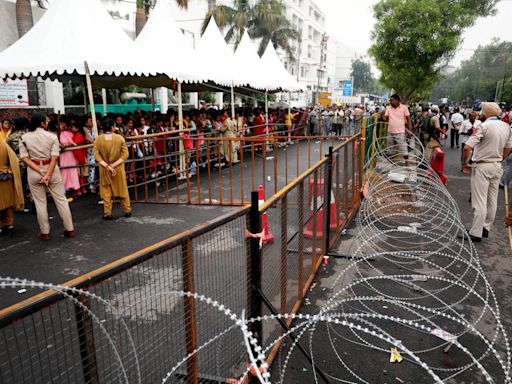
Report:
60,126,346,207
0,130,364,383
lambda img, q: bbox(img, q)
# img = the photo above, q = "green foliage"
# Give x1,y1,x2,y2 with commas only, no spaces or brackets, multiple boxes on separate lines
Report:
369,79,389,96
369,0,498,102
431,40,512,104
199,91,216,104
201,0,299,59
351,59,374,94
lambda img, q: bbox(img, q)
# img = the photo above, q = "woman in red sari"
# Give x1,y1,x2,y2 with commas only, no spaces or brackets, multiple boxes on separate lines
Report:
252,109,266,150
71,123,88,195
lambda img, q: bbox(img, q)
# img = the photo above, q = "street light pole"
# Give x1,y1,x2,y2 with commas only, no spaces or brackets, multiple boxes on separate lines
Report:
316,33,326,105
296,33,302,83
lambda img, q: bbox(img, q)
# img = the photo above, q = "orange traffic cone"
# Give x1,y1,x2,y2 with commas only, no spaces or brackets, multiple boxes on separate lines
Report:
303,179,343,239
258,185,275,244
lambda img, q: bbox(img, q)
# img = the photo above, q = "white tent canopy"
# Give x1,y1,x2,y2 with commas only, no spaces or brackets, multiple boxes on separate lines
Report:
260,43,303,92
195,18,239,87
232,31,268,90
136,0,205,84
0,0,160,79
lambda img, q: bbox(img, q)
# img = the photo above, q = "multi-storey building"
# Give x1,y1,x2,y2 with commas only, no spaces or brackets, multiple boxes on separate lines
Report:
278,0,337,106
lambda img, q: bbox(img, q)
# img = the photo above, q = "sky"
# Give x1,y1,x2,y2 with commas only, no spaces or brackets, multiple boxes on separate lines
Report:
315,0,512,68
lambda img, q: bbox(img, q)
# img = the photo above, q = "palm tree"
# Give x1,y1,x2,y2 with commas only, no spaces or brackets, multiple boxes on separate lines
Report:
201,0,252,50
135,0,148,37
201,0,298,59
15,0,46,37
251,0,298,59
15,0,33,37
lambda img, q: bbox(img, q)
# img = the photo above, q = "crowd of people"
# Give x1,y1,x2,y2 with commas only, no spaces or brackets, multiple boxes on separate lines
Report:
376,95,512,244
1,98,511,242
1,105,367,194
0,104,366,239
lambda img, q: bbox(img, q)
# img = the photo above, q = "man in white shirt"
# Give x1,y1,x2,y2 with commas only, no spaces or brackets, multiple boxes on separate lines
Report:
450,108,464,149
333,106,345,136
459,112,481,169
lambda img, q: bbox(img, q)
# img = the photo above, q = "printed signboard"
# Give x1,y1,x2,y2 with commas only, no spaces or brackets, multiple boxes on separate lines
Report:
0,79,29,107
342,80,353,96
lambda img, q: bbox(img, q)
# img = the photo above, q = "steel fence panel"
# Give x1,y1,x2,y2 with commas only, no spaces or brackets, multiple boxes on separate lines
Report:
0,128,364,383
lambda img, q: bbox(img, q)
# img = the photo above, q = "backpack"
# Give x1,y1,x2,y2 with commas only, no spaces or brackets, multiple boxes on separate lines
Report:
427,114,440,140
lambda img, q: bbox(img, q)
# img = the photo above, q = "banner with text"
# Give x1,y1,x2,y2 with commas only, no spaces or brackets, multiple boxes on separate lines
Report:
0,79,29,107
342,80,353,97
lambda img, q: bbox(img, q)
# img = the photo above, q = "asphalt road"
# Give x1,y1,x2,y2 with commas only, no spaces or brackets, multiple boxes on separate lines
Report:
0,138,345,309
279,142,512,383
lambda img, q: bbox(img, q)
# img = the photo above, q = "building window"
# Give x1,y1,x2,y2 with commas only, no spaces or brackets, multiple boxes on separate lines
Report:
309,6,313,16
308,26,313,40
300,66,305,78
308,45,312,58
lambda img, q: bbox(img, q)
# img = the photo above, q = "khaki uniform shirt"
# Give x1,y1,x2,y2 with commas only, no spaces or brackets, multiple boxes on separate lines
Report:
466,118,512,163
93,133,129,198
19,128,60,161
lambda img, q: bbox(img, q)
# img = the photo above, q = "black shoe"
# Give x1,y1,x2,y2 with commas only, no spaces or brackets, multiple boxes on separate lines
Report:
458,230,481,243
103,215,113,221
482,228,489,238
124,212,132,218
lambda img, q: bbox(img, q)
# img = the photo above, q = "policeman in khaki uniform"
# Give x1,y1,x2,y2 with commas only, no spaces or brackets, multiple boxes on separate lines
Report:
462,102,512,242
20,113,75,240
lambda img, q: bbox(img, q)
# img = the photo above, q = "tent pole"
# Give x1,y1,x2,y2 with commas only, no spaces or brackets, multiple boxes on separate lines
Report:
177,81,184,130
265,89,269,125
84,61,98,137
288,91,292,142
230,84,236,120
101,88,107,116
150,88,155,112
177,81,186,180
82,82,88,114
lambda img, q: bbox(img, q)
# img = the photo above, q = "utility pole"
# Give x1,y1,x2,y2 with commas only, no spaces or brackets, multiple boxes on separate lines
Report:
296,33,302,83
316,33,327,105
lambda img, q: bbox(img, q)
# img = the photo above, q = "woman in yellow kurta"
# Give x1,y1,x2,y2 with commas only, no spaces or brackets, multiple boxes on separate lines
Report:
93,119,131,220
0,140,24,231
0,119,12,142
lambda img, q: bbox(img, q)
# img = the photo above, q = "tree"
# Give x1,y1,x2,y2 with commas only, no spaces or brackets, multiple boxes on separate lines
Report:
201,0,252,50
369,0,499,102
431,40,512,104
201,0,298,59
15,0,46,38
351,59,374,94
251,0,299,58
